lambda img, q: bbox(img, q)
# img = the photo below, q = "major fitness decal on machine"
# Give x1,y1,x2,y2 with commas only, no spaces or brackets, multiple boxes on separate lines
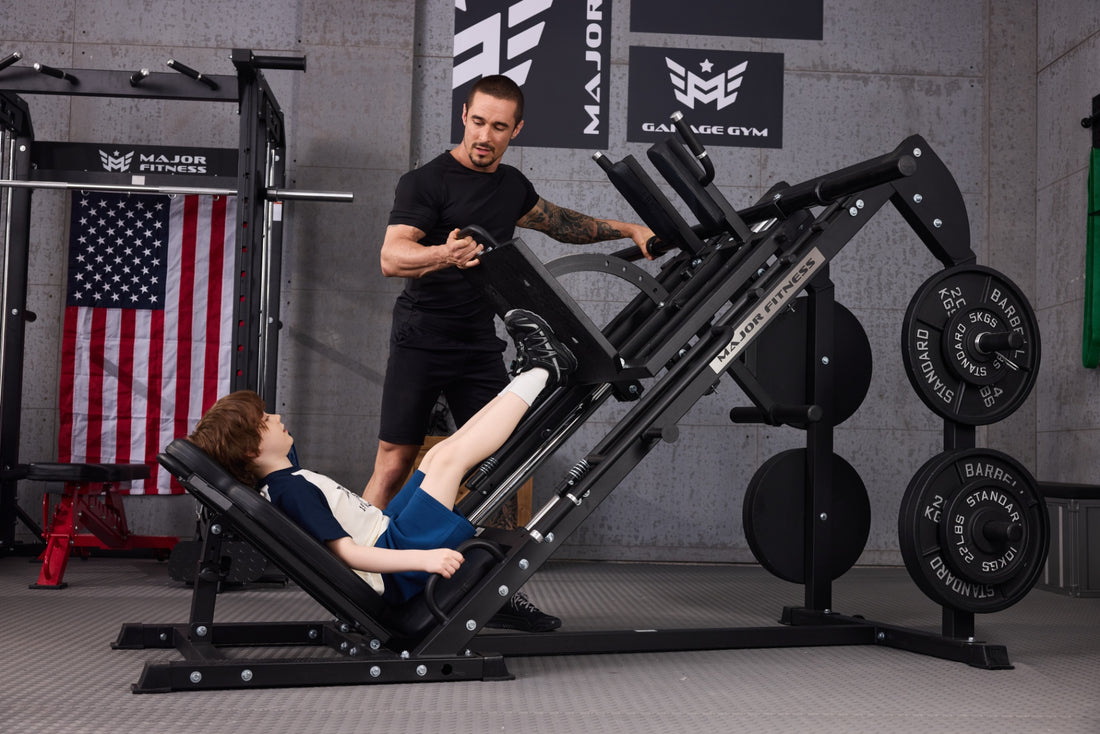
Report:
452,0,611,149
628,47,783,149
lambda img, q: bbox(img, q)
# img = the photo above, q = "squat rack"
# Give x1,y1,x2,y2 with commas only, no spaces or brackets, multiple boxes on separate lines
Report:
0,49,349,552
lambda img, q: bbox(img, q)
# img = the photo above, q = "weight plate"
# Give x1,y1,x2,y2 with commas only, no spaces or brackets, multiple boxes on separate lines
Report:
744,297,873,427
901,265,1040,425
898,449,1049,613
743,449,871,583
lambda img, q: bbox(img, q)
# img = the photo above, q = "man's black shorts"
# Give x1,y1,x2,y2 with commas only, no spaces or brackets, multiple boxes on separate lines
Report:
378,342,508,445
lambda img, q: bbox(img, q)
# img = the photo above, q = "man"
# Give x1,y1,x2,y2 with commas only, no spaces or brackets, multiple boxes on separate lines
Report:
365,74,654,631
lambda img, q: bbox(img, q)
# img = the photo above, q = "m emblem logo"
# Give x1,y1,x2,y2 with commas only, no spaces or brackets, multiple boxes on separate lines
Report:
666,58,747,111
98,150,134,173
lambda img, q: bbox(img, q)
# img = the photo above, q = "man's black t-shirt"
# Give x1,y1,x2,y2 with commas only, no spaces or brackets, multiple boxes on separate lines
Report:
387,152,539,350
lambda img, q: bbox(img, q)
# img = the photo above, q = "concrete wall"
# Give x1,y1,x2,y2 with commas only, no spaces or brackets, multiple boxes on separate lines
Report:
3,1,1088,569
1034,1,1100,482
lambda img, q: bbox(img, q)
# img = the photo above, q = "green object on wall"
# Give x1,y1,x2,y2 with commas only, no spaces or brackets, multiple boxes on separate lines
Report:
1085,148,1100,368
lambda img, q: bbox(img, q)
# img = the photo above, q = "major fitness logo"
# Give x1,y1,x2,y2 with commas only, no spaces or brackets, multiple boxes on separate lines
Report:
628,47,784,149
451,0,611,149
32,142,237,178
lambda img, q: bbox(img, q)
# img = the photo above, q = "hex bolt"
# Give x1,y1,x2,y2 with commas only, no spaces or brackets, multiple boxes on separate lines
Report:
370,639,381,650
416,665,428,677
370,666,382,678
933,218,943,228
189,671,203,684
546,533,556,543
498,585,510,597
518,559,529,570
210,524,222,535
466,619,478,631
821,356,830,366
912,147,922,157
913,193,923,204
819,513,828,522
348,647,359,656
848,206,859,217
159,632,168,642
400,650,410,659
339,641,348,651
240,669,253,683
877,631,886,641
194,625,208,638
308,629,319,640
855,199,865,209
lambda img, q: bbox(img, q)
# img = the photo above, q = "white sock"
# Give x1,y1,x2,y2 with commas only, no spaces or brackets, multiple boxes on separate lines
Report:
499,367,549,406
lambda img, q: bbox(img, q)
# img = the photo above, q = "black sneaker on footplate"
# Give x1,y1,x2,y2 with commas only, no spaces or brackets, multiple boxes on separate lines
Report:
504,309,578,387
485,590,562,633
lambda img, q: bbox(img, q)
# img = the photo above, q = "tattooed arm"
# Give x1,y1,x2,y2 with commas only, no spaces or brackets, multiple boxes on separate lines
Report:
517,198,655,259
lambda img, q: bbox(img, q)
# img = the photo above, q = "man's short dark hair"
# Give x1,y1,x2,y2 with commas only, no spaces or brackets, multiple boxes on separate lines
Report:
466,74,525,124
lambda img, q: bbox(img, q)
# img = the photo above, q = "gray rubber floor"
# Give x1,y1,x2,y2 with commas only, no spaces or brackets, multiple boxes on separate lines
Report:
2,555,1097,734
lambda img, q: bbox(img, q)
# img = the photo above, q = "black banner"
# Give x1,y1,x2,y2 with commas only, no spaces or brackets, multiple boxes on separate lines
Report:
452,0,611,149
32,142,237,177
630,0,823,40
627,47,783,149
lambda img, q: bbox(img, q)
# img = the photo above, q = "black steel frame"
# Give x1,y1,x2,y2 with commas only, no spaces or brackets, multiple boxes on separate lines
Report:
0,49,300,551
114,126,1015,693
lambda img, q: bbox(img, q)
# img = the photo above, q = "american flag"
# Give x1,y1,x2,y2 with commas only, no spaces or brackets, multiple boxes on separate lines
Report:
58,192,236,494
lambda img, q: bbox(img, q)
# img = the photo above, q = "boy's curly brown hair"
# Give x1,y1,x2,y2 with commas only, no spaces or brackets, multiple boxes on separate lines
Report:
188,390,267,487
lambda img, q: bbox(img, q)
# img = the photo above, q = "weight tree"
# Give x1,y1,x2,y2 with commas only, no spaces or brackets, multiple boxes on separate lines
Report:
0,49,350,553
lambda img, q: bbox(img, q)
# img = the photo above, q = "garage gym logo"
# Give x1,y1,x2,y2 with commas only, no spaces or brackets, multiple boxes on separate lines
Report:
628,47,784,149
452,0,611,149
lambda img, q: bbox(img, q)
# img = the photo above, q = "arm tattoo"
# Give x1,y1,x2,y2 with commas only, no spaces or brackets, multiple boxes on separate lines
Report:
519,198,624,244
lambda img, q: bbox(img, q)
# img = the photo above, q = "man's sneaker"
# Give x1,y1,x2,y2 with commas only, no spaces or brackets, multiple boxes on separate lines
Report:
504,309,578,387
485,590,562,633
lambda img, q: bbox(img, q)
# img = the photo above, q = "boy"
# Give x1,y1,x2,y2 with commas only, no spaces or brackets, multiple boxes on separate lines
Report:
187,309,575,618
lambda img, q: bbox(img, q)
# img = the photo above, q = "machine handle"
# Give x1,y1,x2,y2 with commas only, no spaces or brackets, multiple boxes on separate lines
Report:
670,111,715,186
